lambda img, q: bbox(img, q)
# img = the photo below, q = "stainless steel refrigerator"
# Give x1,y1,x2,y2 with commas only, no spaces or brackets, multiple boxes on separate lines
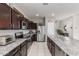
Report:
37,25,45,42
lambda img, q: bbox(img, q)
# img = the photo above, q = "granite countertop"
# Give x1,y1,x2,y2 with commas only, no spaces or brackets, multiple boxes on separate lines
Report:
0,38,28,56
48,34,79,56
0,32,35,56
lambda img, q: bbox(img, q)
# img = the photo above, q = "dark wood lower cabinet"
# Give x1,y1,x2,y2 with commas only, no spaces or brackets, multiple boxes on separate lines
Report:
5,46,21,56
5,39,33,56
47,37,55,56
20,44,27,56
47,36,69,56
14,50,21,56
20,41,27,56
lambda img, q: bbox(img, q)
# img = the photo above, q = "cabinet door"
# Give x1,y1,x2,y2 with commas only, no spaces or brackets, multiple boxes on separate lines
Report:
31,23,37,29
51,45,55,56
27,21,29,29
27,21,34,29
48,37,52,53
20,41,27,56
33,23,37,29
0,3,12,29
27,21,31,29
31,34,37,41
26,40,30,49
47,37,50,50
20,45,27,56
12,10,21,29
47,37,55,56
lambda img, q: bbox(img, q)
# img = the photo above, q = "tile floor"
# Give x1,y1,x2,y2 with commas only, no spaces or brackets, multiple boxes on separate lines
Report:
27,42,51,56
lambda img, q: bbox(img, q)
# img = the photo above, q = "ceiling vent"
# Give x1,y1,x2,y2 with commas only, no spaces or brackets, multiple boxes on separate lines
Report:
42,3,48,5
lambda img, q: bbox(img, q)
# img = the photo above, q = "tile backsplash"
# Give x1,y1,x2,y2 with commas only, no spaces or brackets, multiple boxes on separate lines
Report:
0,30,35,37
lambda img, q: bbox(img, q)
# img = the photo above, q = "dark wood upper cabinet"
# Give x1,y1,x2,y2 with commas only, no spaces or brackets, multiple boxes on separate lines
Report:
11,7,24,29
27,21,37,29
0,3,25,29
27,21,31,29
11,9,21,29
0,3,12,29
32,23,37,29
0,3,37,30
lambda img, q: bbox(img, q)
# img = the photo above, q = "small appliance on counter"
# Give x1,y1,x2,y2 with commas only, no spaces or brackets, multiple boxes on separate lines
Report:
15,32,23,39
23,30,34,38
23,33,31,38
0,35,15,46
27,30,34,34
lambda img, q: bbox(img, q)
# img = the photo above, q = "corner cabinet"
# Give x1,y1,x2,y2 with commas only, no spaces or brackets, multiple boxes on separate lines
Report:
0,3,12,29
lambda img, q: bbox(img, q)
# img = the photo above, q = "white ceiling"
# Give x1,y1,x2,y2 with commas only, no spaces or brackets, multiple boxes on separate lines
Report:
14,3,79,20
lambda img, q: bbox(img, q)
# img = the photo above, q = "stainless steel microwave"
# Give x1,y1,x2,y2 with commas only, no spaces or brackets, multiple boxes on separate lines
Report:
0,35,15,45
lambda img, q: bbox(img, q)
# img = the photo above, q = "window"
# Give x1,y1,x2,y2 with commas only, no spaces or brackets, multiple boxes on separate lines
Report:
48,21,55,35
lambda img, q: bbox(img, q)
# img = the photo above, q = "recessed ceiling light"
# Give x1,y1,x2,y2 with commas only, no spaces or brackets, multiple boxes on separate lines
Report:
43,3,48,5
36,13,39,16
